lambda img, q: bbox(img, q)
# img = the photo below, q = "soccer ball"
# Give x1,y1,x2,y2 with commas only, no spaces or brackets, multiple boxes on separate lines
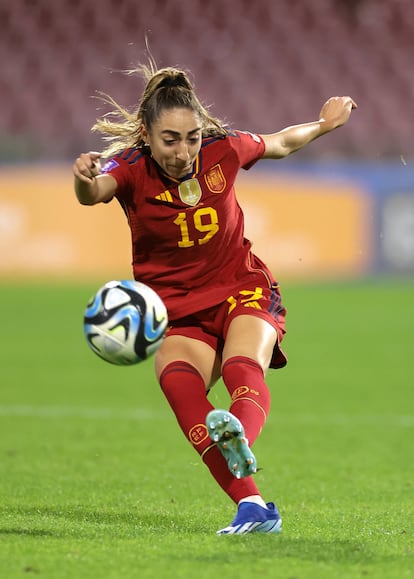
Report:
83,280,168,365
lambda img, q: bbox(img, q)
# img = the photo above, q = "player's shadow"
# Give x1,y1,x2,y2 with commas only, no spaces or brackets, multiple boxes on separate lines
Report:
0,505,210,539
0,506,402,568
0,528,53,537
0,505,141,539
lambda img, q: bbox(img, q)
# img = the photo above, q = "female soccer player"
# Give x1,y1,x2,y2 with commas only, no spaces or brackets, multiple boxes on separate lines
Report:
73,63,356,535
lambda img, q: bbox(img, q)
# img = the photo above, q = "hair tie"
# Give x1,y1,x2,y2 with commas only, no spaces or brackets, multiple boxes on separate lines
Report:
159,75,183,89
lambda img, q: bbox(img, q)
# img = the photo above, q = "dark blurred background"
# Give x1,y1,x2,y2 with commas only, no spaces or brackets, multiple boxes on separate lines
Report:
1,0,413,162
1,0,414,281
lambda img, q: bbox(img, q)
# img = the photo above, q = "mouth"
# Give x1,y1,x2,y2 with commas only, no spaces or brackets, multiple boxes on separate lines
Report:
178,160,193,169
168,162,193,175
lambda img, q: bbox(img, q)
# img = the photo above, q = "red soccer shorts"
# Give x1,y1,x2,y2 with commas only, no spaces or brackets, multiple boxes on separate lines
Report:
166,283,287,369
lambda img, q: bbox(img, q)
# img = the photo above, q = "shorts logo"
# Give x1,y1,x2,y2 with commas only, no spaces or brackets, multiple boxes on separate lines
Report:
178,178,202,206
189,423,209,445
227,287,264,314
231,385,250,400
204,164,226,193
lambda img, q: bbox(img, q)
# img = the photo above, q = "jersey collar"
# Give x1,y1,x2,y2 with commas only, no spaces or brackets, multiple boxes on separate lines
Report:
154,153,201,184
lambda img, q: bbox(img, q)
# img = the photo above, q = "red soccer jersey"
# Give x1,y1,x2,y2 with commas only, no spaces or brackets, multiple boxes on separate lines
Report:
101,130,276,320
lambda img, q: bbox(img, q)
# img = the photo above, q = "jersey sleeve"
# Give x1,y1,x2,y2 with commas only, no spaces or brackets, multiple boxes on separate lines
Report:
228,130,266,170
100,153,136,198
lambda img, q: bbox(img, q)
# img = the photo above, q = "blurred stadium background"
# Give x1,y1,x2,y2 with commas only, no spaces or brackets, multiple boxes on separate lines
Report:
1,0,414,281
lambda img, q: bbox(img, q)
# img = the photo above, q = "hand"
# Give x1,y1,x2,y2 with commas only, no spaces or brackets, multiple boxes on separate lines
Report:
73,151,102,183
319,96,357,131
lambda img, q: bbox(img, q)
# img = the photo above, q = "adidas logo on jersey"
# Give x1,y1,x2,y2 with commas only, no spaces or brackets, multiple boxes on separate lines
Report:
155,190,173,202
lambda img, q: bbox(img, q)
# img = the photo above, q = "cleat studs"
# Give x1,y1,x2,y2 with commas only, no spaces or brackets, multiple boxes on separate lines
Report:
207,411,257,481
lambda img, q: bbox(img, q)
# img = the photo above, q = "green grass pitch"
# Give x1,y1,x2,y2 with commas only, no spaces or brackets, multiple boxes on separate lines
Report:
0,278,413,578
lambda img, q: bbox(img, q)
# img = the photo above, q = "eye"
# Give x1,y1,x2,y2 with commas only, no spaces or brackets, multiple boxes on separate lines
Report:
163,139,176,146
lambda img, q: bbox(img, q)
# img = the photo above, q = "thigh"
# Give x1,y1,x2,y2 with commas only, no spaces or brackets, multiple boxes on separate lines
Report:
222,314,277,373
154,334,221,389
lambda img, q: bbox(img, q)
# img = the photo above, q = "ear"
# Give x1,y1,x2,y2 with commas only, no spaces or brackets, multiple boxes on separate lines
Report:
141,124,149,144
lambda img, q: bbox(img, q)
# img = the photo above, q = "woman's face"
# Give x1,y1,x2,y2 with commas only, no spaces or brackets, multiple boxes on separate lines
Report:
142,108,202,179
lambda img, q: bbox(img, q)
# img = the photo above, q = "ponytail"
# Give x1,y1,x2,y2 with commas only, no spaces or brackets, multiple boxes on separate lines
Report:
92,64,227,157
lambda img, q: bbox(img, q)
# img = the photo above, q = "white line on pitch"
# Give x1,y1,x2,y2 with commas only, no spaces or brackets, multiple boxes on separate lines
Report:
0,405,170,420
0,405,412,427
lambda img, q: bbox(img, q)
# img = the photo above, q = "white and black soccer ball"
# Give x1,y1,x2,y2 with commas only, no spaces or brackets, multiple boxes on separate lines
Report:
83,280,168,365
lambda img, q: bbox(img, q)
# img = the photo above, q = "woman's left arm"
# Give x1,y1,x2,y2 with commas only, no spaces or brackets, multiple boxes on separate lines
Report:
261,96,357,159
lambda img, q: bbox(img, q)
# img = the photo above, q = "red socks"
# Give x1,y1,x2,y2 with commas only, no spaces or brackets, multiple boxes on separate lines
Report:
159,361,214,453
222,355,271,445
201,447,261,504
159,360,262,503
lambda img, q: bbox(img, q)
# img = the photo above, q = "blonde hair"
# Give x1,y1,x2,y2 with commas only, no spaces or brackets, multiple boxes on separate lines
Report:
92,61,228,158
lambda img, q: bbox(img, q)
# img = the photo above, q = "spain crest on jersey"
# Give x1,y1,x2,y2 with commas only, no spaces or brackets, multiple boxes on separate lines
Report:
204,164,226,193
178,178,202,206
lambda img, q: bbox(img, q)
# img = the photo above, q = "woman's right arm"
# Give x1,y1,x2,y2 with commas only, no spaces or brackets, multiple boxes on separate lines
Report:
73,151,117,205
261,96,357,159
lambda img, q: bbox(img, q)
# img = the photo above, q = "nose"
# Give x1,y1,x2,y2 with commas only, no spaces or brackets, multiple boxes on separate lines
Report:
176,142,190,162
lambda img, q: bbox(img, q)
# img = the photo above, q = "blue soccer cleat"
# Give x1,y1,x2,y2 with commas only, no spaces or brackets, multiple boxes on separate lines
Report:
216,501,282,535
206,409,257,479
